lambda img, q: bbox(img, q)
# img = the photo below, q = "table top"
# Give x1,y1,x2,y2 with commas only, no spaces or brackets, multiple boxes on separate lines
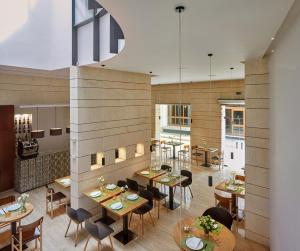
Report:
55,176,71,188
135,168,166,180
83,185,123,204
173,216,235,251
153,174,189,188
101,193,148,217
197,146,218,153
215,181,245,198
0,202,34,224
166,141,184,146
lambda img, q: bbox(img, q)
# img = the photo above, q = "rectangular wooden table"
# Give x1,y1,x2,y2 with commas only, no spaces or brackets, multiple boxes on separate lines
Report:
215,180,245,219
153,174,188,210
197,146,218,167
83,185,122,225
101,193,148,245
54,176,71,189
135,168,166,186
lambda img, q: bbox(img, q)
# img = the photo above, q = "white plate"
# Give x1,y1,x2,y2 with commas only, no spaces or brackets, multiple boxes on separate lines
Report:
90,191,102,198
185,237,204,250
171,173,180,178
6,204,21,212
0,210,5,216
152,167,161,171
110,202,123,210
141,171,150,175
127,194,139,201
106,184,117,190
161,177,171,183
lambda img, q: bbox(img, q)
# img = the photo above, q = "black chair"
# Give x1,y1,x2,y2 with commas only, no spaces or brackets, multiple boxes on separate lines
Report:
129,190,155,235
126,178,145,193
45,184,67,218
175,170,193,202
147,185,168,219
65,206,92,246
202,207,233,230
117,180,127,187
161,164,172,172
84,220,114,251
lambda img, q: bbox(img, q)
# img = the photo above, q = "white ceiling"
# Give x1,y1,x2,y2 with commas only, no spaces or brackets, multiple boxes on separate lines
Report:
97,0,294,84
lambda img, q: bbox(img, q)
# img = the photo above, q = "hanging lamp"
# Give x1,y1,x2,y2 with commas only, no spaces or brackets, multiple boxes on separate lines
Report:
31,107,45,139
50,107,62,136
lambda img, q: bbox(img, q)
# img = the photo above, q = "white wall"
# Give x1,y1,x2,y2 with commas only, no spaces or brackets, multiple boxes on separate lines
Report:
269,4,300,251
0,0,71,70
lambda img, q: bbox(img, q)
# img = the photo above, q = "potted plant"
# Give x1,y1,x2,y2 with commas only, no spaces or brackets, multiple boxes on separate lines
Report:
197,215,218,236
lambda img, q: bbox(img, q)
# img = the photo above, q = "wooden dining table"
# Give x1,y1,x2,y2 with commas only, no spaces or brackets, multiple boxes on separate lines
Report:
197,146,218,167
153,174,188,210
0,202,34,251
135,167,166,186
101,193,148,245
173,216,236,251
83,185,122,225
55,176,71,189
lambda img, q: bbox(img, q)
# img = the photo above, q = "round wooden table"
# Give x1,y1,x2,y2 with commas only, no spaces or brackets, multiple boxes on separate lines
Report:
0,202,34,234
173,217,236,251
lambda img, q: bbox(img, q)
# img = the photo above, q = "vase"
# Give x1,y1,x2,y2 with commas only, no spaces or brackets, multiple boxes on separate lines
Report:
204,229,210,238
21,202,27,213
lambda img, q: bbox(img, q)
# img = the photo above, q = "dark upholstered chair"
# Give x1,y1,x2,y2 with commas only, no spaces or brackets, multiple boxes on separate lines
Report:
175,170,193,202
202,207,233,230
117,180,127,187
11,217,43,251
45,184,67,219
84,221,114,251
147,185,168,219
126,178,145,193
161,164,172,172
129,190,155,235
65,206,92,247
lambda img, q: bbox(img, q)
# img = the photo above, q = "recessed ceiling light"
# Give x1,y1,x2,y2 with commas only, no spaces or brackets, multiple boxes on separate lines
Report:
149,71,153,74
101,64,106,67
271,37,275,41
271,49,275,53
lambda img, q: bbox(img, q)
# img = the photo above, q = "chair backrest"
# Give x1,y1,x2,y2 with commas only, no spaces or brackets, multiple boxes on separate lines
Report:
235,175,245,182
146,185,160,199
181,170,192,181
0,195,15,207
214,193,231,212
45,184,55,195
139,189,153,208
202,207,233,230
18,217,43,242
66,206,78,221
126,178,139,192
117,180,127,188
85,220,99,239
161,164,172,172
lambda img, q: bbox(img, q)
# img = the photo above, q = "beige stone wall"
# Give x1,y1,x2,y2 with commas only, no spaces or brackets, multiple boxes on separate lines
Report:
151,80,245,149
0,72,69,105
70,66,151,213
245,58,270,246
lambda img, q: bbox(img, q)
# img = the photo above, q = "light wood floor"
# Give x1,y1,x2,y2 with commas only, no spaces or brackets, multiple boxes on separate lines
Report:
0,157,269,251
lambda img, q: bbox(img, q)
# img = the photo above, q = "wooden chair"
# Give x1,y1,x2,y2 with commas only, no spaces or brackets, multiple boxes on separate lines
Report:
214,193,232,213
191,146,203,165
160,140,171,162
129,190,155,235
0,195,15,229
65,206,92,247
11,217,43,251
147,185,168,219
211,151,224,170
45,184,67,219
84,221,114,251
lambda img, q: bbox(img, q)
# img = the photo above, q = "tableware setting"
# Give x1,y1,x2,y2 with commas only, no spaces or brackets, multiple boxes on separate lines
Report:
161,177,171,183
6,203,22,212
106,184,117,190
90,191,102,198
141,170,150,175
60,178,71,185
110,201,123,210
127,193,139,201
185,236,204,250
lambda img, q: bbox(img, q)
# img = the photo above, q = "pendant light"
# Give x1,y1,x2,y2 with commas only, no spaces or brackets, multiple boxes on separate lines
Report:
31,107,45,138
50,107,62,136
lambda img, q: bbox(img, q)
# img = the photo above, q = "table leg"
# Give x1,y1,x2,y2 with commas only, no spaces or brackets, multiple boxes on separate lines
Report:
164,186,180,210
202,151,211,167
96,207,115,225
0,222,27,251
149,179,153,187
113,215,137,245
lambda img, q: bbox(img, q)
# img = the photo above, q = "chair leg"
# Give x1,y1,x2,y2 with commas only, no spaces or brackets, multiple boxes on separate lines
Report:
97,240,101,251
75,223,79,247
109,235,113,248
188,186,194,198
83,236,90,251
184,187,186,203
141,215,144,235
149,212,155,227
11,237,14,251
157,201,160,219
65,219,71,237
35,239,38,249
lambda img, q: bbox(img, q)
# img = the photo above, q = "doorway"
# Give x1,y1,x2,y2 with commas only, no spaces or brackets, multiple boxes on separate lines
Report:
221,104,245,171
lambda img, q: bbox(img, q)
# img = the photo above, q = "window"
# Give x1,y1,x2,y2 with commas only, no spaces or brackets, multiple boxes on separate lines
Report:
225,106,245,137
168,104,191,127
